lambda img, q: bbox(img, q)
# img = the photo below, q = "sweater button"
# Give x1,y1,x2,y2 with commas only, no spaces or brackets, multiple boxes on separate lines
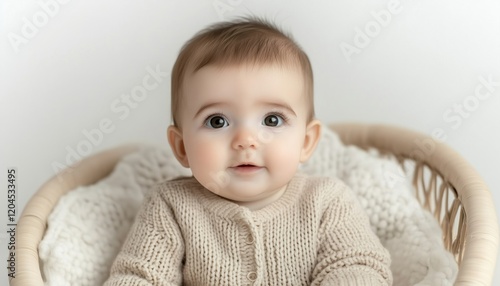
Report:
246,234,254,244
247,271,257,281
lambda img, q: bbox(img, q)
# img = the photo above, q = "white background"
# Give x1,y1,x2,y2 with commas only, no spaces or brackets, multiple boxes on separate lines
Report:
1,0,499,285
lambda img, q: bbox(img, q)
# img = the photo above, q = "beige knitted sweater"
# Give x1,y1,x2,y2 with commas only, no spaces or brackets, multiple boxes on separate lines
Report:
105,174,392,285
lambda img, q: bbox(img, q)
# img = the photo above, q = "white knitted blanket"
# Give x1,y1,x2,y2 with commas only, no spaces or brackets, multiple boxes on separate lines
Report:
38,125,458,286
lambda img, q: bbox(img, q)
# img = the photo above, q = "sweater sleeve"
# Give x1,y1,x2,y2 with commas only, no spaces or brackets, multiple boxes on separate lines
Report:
310,182,393,286
104,186,185,286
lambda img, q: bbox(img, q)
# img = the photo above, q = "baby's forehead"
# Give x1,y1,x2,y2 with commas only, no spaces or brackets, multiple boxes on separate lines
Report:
186,63,304,94
180,62,309,110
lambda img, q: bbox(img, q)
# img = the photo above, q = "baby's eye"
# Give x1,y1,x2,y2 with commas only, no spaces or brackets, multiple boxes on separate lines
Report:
263,114,284,127
205,115,228,129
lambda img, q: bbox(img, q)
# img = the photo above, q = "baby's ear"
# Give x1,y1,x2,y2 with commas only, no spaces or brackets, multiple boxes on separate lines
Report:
167,125,190,168
299,119,321,163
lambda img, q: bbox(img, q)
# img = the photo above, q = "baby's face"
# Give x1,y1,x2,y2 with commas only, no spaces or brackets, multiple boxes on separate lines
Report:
176,64,311,203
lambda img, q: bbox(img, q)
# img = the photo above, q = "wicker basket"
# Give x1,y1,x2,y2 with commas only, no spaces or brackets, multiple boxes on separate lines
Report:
11,123,499,286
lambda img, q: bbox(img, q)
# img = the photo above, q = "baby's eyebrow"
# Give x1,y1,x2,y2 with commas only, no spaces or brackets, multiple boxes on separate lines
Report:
259,102,297,117
194,102,228,119
193,101,297,119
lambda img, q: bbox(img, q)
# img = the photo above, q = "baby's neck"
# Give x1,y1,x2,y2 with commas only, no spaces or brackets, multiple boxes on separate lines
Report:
233,184,287,211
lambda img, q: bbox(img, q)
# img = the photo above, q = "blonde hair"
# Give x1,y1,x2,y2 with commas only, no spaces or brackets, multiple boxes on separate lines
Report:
171,16,314,127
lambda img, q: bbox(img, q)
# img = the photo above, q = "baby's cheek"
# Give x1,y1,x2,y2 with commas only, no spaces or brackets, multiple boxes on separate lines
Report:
189,138,221,168
266,137,301,170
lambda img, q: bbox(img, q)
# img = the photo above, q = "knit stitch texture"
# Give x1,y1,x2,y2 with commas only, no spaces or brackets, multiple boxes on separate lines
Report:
104,175,392,285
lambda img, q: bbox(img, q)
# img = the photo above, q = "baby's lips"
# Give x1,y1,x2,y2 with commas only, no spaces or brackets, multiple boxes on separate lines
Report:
229,163,265,174
232,162,261,168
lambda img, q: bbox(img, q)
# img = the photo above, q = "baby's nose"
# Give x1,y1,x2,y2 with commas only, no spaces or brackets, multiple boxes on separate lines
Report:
232,128,259,150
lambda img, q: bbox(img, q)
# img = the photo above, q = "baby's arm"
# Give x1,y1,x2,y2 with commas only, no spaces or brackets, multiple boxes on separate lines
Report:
310,183,392,286
104,186,184,286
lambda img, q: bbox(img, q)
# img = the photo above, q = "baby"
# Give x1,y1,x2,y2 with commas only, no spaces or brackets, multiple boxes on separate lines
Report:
105,17,392,285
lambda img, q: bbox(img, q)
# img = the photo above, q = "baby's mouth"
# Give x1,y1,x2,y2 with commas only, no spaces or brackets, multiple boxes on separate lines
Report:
230,164,263,173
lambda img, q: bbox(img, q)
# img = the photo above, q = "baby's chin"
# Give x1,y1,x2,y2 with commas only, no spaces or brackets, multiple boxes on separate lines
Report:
206,182,288,209
207,186,269,202
193,172,291,202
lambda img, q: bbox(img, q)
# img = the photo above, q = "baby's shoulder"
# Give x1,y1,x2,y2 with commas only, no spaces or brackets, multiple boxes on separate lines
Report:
156,176,199,190
146,176,202,203
299,174,348,193
296,174,353,205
